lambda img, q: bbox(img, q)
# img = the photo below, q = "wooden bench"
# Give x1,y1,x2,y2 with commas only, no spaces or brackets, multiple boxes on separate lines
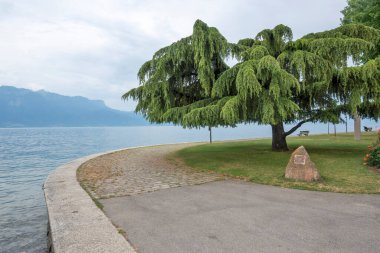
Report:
298,130,309,136
364,126,372,132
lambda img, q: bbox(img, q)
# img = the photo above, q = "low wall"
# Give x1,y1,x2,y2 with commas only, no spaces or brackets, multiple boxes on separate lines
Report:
43,151,136,253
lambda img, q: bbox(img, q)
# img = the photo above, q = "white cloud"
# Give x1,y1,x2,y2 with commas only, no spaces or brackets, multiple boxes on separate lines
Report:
0,0,347,111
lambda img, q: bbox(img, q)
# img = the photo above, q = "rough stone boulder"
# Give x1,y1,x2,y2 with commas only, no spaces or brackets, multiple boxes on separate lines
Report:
285,146,320,182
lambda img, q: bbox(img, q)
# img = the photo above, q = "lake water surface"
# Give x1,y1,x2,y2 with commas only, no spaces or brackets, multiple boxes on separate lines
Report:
0,122,377,252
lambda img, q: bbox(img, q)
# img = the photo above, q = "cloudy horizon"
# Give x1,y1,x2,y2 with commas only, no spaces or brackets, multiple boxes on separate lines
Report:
0,0,347,111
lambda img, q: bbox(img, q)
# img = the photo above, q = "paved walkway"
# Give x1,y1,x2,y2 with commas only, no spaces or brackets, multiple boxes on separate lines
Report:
101,181,380,253
78,144,380,253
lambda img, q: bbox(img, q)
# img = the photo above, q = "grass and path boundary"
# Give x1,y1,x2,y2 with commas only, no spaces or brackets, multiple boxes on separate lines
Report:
173,133,380,193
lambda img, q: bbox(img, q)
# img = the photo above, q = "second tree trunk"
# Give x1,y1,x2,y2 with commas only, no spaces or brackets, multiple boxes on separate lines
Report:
271,123,289,152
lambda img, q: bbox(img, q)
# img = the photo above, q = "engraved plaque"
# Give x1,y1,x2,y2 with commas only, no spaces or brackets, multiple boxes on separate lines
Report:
294,155,306,165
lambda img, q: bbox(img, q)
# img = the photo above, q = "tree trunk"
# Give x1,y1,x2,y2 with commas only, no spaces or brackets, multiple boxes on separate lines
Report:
208,126,212,144
345,114,348,133
354,114,361,141
271,123,289,152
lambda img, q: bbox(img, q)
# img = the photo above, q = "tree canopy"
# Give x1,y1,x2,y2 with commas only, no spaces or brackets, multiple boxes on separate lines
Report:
341,0,380,29
123,20,380,151
123,20,232,129
341,0,380,59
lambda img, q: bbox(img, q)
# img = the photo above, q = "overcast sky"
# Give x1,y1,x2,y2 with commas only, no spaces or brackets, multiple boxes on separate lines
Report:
0,0,347,111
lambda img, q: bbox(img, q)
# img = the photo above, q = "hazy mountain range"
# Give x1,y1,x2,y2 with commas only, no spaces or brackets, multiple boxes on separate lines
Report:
0,86,149,127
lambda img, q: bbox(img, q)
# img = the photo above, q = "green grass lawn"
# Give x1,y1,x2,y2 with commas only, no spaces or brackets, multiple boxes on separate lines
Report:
172,132,380,193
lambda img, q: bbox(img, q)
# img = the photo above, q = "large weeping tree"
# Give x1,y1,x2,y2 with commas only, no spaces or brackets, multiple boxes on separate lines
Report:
211,24,380,151
123,20,233,138
124,20,380,151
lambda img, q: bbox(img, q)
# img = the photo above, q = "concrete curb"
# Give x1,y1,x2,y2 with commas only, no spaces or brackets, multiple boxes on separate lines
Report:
44,150,137,253
43,142,206,253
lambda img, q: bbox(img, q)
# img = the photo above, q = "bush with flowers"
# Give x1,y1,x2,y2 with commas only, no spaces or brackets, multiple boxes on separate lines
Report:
364,129,380,168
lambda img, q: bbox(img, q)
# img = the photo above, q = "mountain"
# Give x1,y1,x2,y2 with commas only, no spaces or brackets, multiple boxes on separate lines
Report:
0,86,149,127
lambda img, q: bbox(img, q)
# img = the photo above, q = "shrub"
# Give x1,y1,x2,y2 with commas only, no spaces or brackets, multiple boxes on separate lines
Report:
364,129,380,168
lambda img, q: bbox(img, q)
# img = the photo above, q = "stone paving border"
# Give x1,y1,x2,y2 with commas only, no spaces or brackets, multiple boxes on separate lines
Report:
44,150,137,253
77,143,225,199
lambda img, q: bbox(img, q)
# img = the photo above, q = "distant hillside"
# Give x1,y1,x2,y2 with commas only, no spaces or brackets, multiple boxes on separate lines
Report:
0,86,149,127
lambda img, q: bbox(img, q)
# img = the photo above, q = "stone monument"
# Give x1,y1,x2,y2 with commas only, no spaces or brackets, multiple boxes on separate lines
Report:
285,146,320,182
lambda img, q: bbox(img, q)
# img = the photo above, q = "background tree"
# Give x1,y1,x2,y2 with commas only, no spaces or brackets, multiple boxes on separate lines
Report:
341,0,380,29
341,0,380,139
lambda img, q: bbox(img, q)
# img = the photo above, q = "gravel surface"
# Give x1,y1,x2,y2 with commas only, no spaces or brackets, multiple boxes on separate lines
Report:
77,143,226,199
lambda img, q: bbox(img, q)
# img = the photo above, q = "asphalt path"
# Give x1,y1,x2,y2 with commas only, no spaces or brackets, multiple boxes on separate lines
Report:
101,180,380,253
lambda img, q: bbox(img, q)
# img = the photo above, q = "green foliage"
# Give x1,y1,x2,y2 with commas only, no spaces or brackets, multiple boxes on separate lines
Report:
123,19,230,126
240,45,269,61
237,38,256,48
236,62,261,98
220,96,243,124
303,24,380,43
341,0,380,57
210,23,380,126
335,56,380,114
341,0,380,29
255,24,293,57
193,20,229,95
212,63,241,97
225,24,379,125
341,0,380,118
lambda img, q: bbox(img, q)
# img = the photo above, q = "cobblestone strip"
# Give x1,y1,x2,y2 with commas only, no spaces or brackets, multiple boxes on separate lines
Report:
77,143,226,199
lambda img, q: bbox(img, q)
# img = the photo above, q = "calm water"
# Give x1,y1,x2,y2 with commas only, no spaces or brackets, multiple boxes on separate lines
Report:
0,122,377,253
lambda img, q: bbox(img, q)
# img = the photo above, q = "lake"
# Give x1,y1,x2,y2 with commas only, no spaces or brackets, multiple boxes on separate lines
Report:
0,122,377,252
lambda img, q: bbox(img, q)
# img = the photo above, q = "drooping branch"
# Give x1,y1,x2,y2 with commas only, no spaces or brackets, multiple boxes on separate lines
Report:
284,118,313,136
